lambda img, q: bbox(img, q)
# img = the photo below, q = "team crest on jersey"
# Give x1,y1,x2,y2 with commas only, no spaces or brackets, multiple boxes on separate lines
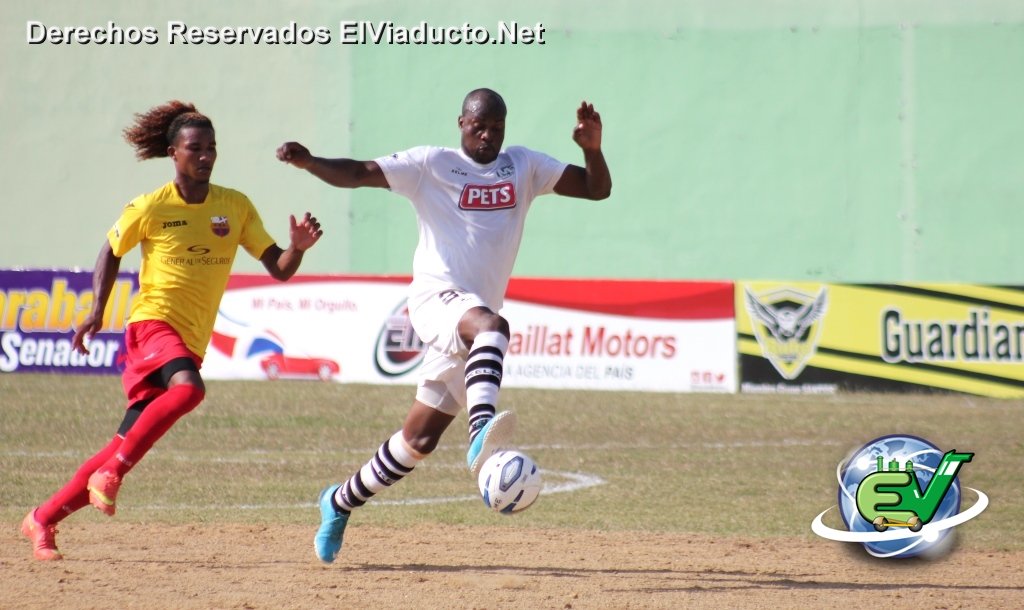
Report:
460,182,517,210
497,164,514,179
744,286,829,380
210,216,230,237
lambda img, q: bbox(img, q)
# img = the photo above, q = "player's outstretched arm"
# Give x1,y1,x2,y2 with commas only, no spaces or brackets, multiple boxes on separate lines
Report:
72,241,122,355
260,212,323,281
554,101,612,201
276,142,389,189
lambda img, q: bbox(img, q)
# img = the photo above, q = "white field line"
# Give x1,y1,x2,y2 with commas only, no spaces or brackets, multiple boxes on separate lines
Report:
129,471,606,511
3,438,839,511
0,438,842,461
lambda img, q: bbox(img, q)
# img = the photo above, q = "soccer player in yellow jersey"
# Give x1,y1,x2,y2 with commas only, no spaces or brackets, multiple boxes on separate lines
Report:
21,101,323,561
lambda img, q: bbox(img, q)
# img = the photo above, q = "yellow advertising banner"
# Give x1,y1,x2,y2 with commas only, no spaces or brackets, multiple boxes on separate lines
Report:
736,282,1024,398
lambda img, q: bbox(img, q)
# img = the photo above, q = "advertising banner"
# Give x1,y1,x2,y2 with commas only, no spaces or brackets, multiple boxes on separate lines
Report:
203,275,737,393
737,282,1024,398
1,270,736,393
0,269,137,375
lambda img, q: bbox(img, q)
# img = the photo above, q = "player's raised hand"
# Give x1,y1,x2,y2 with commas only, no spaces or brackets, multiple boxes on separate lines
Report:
290,212,323,251
277,142,314,169
571,101,603,152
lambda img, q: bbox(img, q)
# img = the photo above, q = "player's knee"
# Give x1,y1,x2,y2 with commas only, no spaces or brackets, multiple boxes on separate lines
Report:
173,382,206,411
460,311,509,347
472,310,508,335
490,314,510,336
404,430,442,455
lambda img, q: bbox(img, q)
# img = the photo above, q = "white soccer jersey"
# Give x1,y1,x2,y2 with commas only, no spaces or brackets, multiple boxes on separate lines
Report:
376,145,567,310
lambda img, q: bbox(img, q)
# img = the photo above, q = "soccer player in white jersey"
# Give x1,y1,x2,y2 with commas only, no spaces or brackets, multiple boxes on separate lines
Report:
277,88,611,563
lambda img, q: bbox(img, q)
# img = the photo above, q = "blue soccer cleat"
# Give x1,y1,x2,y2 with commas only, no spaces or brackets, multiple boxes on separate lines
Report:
314,484,349,563
467,410,517,476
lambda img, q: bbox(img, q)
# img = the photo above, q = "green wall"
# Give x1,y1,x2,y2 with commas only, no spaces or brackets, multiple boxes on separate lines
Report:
2,1,1022,283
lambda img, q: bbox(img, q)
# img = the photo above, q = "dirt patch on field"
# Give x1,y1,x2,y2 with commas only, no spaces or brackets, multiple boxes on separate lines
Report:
3,522,1020,609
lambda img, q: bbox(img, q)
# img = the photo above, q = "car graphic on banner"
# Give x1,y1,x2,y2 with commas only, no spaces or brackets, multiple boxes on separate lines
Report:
208,310,340,382
260,352,340,381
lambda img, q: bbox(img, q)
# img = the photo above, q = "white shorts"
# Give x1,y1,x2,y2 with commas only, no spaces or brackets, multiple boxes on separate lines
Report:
408,287,489,416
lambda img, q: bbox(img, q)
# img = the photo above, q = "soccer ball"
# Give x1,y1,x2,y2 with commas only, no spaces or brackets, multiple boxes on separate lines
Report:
478,450,543,514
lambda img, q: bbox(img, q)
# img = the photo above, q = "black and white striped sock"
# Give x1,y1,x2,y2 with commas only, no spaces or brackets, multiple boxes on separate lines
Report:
465,331,508,442
333,431,423,512
468,404,496,443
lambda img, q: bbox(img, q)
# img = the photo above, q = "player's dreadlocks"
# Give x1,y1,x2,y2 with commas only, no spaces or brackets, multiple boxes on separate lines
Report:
123,101,213,160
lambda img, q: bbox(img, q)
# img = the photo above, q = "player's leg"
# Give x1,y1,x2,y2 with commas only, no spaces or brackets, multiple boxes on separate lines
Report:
459,307,516,475
311,372,456,569
316,398,456,563
22,399,151,560
333,402,453,511
88,356,205,516
408,290,517,474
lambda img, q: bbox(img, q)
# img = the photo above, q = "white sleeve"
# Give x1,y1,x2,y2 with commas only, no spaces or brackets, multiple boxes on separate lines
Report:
374,146,431,198
513,147,568,197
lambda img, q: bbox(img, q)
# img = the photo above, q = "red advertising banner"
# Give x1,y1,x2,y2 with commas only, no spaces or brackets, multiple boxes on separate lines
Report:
1,270,737,393
204,275,737,393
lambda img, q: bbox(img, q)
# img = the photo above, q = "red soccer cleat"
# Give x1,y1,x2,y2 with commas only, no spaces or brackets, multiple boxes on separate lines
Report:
21,510,63,561
87,470,122,516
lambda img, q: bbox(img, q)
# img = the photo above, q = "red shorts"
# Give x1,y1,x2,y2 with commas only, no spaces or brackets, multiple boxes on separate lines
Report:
121,320,203,406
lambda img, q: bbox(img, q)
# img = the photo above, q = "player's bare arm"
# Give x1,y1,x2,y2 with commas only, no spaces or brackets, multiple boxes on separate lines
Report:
71,241,122,355
276,142,389,189
260,212,324,281
554,101,612,201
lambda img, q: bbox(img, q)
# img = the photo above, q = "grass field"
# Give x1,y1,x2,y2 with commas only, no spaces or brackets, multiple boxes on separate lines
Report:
2,373,1015,543
2,373,1020,608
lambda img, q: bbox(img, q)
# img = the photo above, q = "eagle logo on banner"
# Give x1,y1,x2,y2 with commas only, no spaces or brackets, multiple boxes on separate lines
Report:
210,216,230,237
744,286,829,380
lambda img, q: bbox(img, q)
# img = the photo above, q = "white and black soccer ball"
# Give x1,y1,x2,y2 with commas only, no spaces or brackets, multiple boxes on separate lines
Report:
478,450,543,514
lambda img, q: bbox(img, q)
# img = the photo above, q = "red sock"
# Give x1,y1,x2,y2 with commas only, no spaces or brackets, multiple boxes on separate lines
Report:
101,383,205,477
36,435,123,525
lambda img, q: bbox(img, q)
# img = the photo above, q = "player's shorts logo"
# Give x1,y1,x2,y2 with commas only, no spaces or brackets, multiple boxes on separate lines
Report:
210,216,230,237
459,182,517,210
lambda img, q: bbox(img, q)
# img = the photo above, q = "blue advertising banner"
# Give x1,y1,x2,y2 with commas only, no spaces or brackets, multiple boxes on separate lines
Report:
0,269,138,375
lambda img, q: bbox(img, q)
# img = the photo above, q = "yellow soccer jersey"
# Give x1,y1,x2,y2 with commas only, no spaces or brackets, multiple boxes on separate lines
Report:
107,181,276,358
